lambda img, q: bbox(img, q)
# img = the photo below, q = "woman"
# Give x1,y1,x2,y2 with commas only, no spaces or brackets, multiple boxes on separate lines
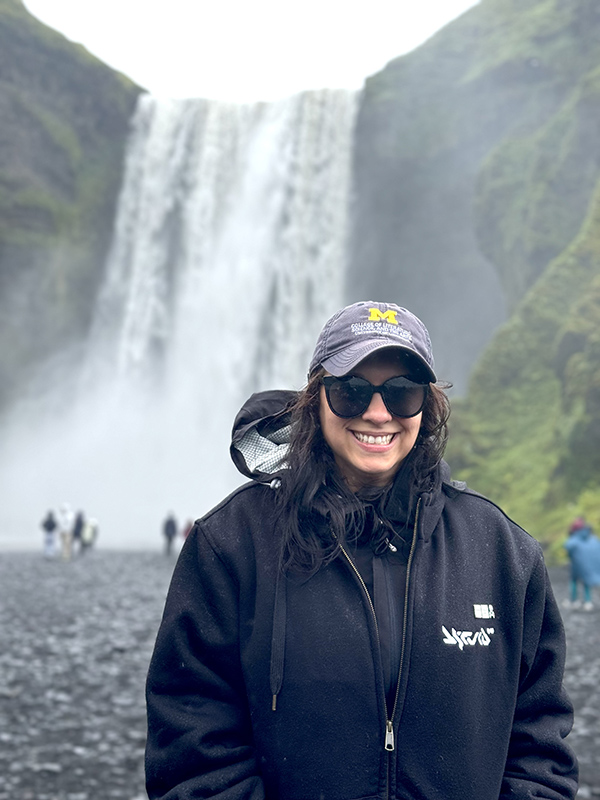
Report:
146,301,578,800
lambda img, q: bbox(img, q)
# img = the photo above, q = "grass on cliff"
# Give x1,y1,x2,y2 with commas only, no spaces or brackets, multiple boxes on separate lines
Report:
0,0,141,412
362,0,600,167
475,63,600,309
447,172,600,562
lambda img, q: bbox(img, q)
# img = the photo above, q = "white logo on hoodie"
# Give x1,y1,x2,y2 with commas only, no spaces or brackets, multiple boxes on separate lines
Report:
442,625,495,650
473,604,495,619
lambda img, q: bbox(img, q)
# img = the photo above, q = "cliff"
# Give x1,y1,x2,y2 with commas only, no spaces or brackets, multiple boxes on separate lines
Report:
350,0,600,392
0,0,141,408
435,0,600,552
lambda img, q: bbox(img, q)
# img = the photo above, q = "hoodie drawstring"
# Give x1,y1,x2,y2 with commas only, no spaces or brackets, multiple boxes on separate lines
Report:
270,563,287,711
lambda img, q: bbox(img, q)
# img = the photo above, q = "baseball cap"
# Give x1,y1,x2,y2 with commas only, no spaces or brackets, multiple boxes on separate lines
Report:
308,301,436,383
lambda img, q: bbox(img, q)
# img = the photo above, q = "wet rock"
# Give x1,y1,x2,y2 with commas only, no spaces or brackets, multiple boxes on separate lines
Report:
549,566,600,798
0,553,597,798
0,551,173,799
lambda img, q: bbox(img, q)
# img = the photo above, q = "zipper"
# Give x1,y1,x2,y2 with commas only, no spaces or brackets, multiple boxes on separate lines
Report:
338,544,393,800
340,541,382,648
339,542,388,728
382,556,400,718
388,498,421,737
340,498,421,757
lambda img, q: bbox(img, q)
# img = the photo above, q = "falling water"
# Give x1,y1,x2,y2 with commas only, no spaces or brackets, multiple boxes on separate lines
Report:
0,90,357,548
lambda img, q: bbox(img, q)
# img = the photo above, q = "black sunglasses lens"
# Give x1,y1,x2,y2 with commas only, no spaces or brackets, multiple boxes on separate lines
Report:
326,377,372,417
382,378,427,417
324,376,428,418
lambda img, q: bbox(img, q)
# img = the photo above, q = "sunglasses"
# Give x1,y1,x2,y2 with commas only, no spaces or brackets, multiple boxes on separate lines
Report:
322,375,429,419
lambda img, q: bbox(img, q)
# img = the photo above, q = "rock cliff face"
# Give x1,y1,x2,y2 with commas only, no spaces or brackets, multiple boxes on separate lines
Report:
350,0,600,393
429,0,600,549
0,0,141,408
351,0,600,550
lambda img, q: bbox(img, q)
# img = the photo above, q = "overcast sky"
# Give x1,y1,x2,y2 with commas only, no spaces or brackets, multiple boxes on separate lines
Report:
23,0,479,101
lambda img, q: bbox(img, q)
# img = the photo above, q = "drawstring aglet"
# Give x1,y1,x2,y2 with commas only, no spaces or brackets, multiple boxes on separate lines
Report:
272,694,277,711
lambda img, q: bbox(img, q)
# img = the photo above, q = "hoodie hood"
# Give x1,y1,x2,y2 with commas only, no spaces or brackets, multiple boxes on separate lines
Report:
230,389,298,482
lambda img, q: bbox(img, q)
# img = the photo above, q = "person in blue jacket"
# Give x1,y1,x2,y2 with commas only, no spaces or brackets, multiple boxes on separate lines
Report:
563,516,600,611
145,300,578,800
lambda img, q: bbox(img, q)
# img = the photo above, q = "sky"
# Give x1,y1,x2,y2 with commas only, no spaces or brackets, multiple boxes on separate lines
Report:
23,0,479,102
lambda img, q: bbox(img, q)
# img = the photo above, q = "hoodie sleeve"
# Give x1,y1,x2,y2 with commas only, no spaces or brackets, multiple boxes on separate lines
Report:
500,556,578,800
145,523,265,800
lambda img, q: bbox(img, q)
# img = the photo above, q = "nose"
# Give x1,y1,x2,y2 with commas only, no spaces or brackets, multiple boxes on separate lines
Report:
361,390,392,424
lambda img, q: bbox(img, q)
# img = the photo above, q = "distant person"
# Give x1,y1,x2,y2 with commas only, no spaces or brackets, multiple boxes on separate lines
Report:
80,517,98,554
57,502,75,561
563,516,600,611
40,510,57,559
162,513,177,556
72,510,85,556
146,300,577,800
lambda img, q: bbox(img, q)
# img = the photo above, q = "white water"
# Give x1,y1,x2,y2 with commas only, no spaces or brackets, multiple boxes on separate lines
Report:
0,90,357,549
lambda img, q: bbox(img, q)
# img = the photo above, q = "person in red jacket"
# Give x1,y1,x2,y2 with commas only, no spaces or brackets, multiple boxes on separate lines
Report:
146,301,578,800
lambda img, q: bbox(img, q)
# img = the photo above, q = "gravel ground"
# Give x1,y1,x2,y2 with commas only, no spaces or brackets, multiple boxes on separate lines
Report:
550,566,600,798
0,552,597,799
0,551,173,800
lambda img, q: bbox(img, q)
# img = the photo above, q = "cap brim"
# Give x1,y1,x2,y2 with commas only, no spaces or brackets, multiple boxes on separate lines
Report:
321,340,436,383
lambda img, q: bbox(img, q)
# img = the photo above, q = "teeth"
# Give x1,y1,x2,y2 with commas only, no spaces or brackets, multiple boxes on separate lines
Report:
354,432,393,445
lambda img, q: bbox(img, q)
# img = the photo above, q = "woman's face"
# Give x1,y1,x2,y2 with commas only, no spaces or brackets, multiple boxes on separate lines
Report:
319,351,423,492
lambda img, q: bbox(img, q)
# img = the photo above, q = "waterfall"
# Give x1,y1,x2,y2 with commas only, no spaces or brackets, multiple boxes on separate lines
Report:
0,90,358,548
86,90,356,392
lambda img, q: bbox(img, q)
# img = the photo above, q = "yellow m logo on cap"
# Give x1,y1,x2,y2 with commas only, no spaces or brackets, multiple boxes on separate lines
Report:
368,308,398,325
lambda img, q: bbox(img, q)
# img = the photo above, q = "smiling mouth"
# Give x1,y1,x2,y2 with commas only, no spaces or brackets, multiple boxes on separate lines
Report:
353,432,396,445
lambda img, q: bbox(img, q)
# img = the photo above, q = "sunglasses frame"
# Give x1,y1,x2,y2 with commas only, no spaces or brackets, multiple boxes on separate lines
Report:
321,375,429,419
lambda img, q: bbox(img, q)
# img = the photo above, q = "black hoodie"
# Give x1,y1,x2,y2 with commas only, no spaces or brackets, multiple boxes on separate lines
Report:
146,391,578,800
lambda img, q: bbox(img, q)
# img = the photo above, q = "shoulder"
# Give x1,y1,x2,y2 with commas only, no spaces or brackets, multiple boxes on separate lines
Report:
200,479,276,523
195,480,279,554
440,479,544,566
442,479,531,534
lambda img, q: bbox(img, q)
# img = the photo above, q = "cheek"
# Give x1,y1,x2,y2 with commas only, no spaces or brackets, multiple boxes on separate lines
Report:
403,415,422,445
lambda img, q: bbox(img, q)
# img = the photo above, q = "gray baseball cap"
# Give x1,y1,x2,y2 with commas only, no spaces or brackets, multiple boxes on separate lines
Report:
309,301,436,383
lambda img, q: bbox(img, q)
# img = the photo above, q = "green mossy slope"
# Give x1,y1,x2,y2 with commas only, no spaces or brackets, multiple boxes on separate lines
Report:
448,175,600,560
445,3,600,560
350,0,600,392
351,0,600,558
0,0,141,409
476,64,600,307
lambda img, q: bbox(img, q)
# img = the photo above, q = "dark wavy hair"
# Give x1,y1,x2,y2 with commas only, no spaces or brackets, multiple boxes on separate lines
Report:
277,364,451,573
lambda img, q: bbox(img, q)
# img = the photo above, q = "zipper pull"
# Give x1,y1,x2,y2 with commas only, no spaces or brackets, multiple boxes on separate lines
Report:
385,720,395,751
386,538,397,553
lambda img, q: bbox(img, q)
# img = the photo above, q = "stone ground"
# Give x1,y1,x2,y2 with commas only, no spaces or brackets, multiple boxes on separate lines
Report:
0,552,597,799
553,566,600,799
